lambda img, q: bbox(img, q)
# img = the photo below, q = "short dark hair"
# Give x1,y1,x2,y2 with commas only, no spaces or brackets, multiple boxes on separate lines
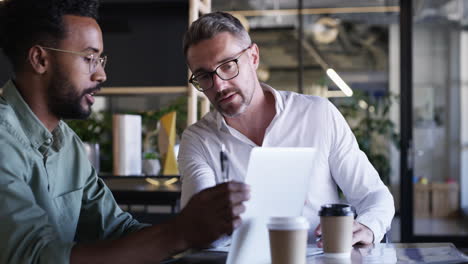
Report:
183,11,251,58
0,0,100,72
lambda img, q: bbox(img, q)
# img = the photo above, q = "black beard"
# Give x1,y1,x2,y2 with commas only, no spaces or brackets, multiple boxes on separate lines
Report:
47,68,100,120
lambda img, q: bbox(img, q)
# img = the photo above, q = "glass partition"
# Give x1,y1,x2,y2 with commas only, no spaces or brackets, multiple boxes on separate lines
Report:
410,0,468,239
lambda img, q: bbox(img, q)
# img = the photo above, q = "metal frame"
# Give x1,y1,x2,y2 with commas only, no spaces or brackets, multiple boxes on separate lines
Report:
297,0,304,94
400,0,414,244
229,6,399,17
399,0,468,248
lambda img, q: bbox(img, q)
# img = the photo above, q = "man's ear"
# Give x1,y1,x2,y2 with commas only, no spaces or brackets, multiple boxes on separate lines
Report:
28,46,49,74
250,43,260,70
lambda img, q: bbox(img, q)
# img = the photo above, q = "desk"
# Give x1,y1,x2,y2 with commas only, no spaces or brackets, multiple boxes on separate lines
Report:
101,176,181,213
168,243,468,264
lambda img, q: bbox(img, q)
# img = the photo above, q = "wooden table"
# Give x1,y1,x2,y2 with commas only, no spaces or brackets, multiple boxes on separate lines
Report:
101,176,181,214
165,243,468,264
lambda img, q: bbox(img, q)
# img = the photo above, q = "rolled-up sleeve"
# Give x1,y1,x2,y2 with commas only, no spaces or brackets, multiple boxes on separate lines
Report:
178,129,231,247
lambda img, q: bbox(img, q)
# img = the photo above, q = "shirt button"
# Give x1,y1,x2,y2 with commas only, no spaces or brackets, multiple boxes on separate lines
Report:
45,138,52,144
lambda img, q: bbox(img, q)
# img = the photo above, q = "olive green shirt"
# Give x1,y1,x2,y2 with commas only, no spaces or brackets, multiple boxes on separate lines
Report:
0,80,146,264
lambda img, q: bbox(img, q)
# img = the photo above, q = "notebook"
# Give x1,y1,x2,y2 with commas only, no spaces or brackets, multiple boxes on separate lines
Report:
226,147,317,264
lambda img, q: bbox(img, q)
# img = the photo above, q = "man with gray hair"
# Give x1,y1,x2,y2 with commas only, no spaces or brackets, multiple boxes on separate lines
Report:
178,11,395,246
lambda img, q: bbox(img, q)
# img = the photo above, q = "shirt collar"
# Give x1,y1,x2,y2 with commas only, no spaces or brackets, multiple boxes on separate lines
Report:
215,82,284,132
2,79,64,150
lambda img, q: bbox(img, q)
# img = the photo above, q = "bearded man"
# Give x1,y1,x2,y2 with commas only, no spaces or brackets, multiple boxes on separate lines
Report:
0,1,249,263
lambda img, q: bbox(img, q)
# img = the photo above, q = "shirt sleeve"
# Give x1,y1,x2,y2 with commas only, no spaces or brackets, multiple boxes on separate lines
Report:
178,129,218,209
0,138,74,264
326,101,395,243
178,129,230,247
75,165,149,242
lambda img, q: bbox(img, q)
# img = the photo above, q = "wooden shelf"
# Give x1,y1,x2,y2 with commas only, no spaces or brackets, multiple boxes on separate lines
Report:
99,86,187,95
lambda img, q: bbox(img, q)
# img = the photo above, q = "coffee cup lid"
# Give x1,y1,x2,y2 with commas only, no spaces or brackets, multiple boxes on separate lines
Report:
318,204,355,217
267,216,310,230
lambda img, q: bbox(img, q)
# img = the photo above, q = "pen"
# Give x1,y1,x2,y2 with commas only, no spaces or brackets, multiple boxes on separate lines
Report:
220,144,229,183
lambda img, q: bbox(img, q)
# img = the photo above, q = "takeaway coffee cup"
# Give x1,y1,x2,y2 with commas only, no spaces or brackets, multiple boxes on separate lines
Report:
318,204,355,258
267,216,309,264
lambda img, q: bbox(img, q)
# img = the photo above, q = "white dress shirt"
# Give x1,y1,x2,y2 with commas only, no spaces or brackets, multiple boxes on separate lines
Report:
178,83,395,243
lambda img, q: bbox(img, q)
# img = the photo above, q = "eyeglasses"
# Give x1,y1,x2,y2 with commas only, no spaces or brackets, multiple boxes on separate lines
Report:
39,46,107,74
189,44,252,92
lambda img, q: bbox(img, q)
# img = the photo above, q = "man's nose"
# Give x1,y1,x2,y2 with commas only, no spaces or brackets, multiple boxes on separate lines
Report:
92,65,107,83
212,73,228,91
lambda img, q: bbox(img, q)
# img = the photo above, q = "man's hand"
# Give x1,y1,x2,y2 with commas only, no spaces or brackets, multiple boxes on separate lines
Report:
174,182,250,248
71,182,249,263
314,221,374,247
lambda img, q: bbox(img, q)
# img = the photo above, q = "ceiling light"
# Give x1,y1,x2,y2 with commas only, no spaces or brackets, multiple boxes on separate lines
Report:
298,36,353,98
326,68,353,97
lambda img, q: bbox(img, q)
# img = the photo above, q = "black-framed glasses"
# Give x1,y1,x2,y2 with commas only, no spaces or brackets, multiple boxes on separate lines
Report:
189,44,252,92
39,46,107,74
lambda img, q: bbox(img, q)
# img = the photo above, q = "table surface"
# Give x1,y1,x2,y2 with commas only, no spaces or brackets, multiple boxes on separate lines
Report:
101,176,181,212
101,176,181,192
166,243,468,264
100,179,468,263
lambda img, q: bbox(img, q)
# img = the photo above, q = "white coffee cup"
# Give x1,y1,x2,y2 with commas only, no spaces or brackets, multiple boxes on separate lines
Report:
267,216,309,264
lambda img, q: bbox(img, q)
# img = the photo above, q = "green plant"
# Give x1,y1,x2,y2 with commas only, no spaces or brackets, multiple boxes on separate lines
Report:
65,111,113,172
335,91,400,185
66,112,111,143
143,152,160,160
137,96,188,154
139,96,188,135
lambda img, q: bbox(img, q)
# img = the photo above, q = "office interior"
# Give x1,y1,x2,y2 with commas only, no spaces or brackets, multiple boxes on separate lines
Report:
1,0,468,250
